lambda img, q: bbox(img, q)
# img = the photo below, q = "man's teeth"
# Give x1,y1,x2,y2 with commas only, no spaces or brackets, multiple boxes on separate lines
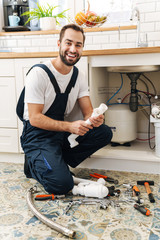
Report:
68,54,76,57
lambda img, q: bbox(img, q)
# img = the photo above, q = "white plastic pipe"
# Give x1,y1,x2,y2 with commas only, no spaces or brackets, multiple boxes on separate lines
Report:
72,178,108,198
150,115,160,157
68,103,108,148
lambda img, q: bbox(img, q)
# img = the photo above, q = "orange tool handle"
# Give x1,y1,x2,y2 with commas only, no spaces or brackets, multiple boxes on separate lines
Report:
89,174,101,179
92,173,107,178
134,204,151,216
144,182,155,203
144,182,152,194
35,194,55,200
132,185,140,196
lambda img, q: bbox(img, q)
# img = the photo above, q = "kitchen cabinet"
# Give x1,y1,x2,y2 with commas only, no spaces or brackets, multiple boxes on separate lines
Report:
0,59,18,152
78,53,160,174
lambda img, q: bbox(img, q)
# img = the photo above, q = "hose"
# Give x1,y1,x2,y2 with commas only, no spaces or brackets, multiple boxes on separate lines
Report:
26,187,76,238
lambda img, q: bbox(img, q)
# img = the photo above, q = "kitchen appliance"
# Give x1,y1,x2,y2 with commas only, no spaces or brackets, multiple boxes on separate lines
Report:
3,0,40,32
105,104,137,145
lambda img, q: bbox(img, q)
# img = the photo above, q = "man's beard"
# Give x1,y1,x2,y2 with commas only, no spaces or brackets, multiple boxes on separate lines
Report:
59,49,81,66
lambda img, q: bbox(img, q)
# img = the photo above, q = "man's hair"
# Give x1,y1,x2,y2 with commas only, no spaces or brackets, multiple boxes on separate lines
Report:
59,23,85,45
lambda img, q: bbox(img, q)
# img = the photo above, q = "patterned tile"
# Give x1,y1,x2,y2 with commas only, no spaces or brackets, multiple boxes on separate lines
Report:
0,163,159,240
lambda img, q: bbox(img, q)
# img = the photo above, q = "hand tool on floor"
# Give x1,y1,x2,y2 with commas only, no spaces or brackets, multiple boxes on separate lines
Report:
137,181,155,203
90,172,119,184
123,183,140,196
35,194,65,201
134,204,151,216
132,185,140,196
119,198,151,216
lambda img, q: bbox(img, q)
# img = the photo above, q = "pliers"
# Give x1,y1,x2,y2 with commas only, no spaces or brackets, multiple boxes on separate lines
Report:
35,194,65,201
90,173,119,185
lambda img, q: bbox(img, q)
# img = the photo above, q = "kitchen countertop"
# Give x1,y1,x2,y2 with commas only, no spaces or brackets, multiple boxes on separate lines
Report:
0,25,136,36
0,47,160,59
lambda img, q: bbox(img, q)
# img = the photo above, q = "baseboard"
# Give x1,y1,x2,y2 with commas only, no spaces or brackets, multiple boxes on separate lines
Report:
78,155,160,174
0,153,24,164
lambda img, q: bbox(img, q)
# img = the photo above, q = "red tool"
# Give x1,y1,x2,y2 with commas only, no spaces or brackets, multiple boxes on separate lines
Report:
134,204,151,216
90,172,119,184
35,194,65,201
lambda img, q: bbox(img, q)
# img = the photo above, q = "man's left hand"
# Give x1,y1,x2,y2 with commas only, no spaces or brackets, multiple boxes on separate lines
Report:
89,114,104,127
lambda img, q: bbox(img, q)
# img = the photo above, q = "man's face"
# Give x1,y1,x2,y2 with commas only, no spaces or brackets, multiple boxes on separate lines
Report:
58,28,84,66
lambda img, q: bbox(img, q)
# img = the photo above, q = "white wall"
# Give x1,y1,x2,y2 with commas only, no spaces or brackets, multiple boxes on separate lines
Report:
0,0,160,52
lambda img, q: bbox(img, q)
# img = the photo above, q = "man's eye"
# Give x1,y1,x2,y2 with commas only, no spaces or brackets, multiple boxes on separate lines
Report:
66,42,71,45
76,45,81,48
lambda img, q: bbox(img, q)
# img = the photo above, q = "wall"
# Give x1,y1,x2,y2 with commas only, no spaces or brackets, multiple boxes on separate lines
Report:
0,0,160,52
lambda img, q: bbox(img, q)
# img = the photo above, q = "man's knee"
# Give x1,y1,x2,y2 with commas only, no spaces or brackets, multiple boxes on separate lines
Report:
43,173,74,195
97,124,113,146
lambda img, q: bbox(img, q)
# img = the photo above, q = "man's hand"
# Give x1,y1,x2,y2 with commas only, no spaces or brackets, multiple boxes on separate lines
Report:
88,114,104,127
70,120,93,136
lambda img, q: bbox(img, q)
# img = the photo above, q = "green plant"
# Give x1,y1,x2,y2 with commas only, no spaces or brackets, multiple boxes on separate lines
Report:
21,3,69,25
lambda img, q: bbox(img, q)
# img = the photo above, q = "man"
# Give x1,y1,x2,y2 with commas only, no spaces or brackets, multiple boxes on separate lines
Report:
17,23,112,195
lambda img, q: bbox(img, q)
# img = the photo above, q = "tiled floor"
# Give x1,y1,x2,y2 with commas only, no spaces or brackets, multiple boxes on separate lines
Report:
0,162,159,240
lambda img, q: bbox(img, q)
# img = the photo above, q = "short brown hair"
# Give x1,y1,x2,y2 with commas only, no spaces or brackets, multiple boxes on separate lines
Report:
59,23,85,45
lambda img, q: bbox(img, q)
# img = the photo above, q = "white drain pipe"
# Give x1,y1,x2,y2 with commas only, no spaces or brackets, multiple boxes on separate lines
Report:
150,115,160,157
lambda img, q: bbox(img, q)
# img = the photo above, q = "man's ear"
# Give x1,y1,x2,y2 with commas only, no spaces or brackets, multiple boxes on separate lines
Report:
57,40,60,47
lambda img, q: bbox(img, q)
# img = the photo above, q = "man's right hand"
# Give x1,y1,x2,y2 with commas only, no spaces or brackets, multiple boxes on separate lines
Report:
70,120,93,136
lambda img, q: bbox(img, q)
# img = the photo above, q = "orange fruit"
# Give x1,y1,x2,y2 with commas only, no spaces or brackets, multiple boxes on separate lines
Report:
75,12,87,26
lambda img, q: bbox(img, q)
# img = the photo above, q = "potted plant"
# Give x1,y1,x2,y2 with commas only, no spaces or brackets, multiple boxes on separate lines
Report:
21,3,69,31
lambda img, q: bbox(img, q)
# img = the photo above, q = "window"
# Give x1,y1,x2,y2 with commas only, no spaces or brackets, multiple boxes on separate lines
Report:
39,0,133,25
84,0,133,24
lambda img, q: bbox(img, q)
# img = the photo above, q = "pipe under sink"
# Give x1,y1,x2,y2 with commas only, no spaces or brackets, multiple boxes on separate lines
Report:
106,65,160,73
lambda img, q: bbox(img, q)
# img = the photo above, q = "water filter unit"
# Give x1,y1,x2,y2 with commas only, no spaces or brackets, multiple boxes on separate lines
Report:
105,104,137,144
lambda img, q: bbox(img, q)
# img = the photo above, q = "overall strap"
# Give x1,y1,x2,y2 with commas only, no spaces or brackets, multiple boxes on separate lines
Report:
28,64,61,94
16,63,60,121
65,66,79,94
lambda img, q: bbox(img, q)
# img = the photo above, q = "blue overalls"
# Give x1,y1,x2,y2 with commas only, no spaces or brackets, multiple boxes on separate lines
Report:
17,64,112,194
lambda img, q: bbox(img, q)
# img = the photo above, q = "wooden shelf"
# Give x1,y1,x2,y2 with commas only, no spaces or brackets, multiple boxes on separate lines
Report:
0,25,137,36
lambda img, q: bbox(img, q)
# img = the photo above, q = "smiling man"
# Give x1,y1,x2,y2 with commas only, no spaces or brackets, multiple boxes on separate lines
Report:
17,23,112,195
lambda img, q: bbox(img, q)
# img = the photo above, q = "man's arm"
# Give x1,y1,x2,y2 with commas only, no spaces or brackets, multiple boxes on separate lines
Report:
27,100,93,136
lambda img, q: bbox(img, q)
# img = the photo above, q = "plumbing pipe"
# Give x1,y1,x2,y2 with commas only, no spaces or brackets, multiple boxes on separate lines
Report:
150,115,160,157
72,178,108,198
68,103,108,148
26,187,76,238
73,176,106,185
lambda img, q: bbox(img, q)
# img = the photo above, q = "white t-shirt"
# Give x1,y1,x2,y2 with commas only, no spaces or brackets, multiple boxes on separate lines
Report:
23,60,89,120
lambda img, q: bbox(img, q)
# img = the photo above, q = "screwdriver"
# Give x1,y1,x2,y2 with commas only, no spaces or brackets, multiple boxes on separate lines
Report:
90,173,119,184
35,194,65,201
134,204,151,216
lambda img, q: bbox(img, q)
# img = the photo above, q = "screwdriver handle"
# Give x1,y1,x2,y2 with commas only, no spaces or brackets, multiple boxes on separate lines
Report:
132,185,140,196
134,204,150,216
35,194,55,201
144,182,155,203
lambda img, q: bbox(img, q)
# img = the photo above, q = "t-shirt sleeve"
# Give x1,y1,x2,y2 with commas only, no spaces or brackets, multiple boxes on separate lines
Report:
78,70,89,99
24,67,46,104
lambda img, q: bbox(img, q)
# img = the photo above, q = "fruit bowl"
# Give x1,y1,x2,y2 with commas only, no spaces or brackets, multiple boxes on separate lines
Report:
75,11,107,28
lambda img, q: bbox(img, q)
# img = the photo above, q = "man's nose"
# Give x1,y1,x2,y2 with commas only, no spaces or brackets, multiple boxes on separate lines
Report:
70,44,76,52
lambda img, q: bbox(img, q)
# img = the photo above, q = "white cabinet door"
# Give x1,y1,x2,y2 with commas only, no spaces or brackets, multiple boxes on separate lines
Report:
0,129,19,153
0,59,15,76
0,77,17,128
